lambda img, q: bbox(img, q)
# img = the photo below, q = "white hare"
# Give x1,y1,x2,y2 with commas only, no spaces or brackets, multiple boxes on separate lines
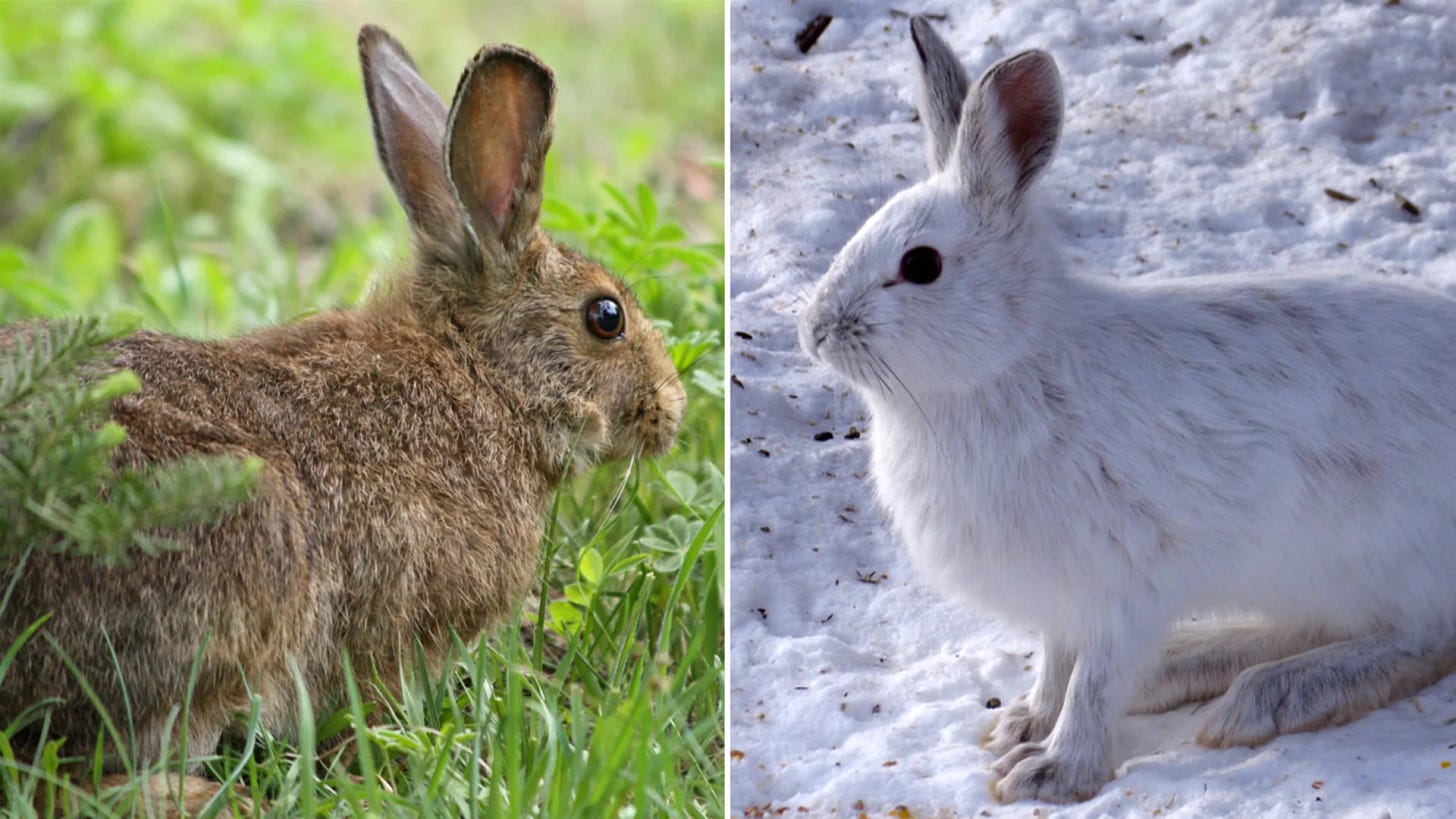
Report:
799,15,1456,805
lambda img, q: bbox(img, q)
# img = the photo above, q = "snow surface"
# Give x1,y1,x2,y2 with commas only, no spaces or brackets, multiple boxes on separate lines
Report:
728,1,1456,816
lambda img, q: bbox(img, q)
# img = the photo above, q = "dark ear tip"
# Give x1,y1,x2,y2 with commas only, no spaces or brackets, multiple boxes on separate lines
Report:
909,16,933,54
465,44,557,93
1009,49,1060,75
357,23,387,56
985,49,1062,100
358,23,420,72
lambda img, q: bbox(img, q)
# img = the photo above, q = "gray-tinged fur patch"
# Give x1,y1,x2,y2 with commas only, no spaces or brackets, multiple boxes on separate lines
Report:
1198,628,1456,748
1202,300,1262,326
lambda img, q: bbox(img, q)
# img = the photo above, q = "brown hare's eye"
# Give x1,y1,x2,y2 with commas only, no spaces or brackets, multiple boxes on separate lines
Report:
585,297,625,340
899,246,942,285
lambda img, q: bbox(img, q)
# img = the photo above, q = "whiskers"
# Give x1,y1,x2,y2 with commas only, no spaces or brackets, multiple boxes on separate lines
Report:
614,247,655,289
839,335,949,466
622,266,677,292
606,452,637,515
672,351,710,382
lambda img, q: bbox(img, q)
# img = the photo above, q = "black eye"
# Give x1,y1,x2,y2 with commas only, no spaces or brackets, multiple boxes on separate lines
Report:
585,297,625,340
899,246,942,285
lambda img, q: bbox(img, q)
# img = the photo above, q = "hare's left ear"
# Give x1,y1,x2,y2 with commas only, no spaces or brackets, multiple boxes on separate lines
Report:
358,25,462,247
955,50,1062,207
445,45,556,268
910,16,969,174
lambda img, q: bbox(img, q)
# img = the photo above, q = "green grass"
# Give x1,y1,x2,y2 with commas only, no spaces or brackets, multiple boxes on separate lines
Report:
0,1,724,816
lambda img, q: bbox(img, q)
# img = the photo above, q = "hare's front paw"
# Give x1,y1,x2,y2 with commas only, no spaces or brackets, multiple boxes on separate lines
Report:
981,695,1056,756
988,742,1109,804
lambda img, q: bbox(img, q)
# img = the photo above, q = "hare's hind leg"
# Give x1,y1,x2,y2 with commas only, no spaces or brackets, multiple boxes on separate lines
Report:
93,773,254,818
1197,626,1456,748
1131,622,1334,715
982,634,1076,756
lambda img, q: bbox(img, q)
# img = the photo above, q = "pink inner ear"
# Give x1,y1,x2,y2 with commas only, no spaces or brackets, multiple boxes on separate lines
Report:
993,57,1057,168
480,77,530,225
487,174,516,224
453,62,546,241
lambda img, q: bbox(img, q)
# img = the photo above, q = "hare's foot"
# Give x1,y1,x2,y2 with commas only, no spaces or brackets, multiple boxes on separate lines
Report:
95,774,255,818
982,635,1078,756
981,695,1057,756
986,631,1136,804
1197,630,1456,748
988,741,1110,804
1132,623,1333,715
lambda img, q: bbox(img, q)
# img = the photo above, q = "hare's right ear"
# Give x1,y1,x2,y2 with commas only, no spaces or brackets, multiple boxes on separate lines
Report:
444,46,555,268
910,16,970,174
954,49,1062,208
358,25,461,244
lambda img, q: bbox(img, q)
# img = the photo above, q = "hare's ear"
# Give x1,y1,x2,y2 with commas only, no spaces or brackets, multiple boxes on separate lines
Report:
910,16,969,174
358,25,461,243
445,45,555,265
955,50,1062,207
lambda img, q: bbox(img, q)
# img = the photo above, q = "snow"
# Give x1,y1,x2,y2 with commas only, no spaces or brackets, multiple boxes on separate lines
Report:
728,0,1456,816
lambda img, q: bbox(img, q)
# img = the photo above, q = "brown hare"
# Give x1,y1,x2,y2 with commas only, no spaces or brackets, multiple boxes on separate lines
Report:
0,24,685,811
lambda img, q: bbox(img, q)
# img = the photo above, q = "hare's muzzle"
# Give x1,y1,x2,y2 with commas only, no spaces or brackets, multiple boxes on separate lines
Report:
641,374,687,457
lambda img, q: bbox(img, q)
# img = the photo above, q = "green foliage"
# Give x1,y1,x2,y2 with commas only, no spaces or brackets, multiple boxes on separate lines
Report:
0,1,384,334
0,0,723,815
0,317,258,566
0,1,725,337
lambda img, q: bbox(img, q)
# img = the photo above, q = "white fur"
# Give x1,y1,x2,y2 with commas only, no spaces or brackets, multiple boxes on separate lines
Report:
799,18,1456,805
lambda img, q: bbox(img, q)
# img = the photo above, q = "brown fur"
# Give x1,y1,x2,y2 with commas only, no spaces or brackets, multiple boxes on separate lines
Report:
21,774,253,818
0,24,684,793
100,774,254,818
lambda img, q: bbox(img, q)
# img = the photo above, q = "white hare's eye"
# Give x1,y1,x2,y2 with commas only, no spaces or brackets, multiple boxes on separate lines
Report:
585,297,625,340
899,246,942,285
